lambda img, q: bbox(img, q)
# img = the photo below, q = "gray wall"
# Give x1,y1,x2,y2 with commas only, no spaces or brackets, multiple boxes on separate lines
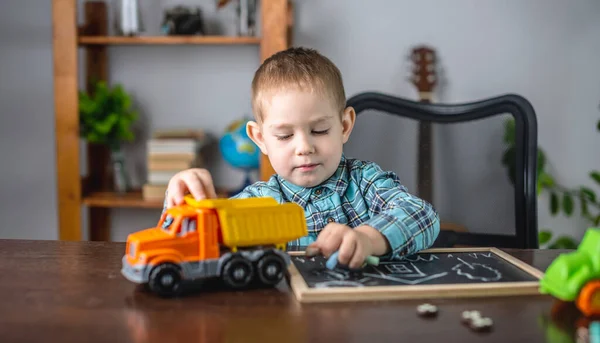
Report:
0,0,57,240
0,0,598,243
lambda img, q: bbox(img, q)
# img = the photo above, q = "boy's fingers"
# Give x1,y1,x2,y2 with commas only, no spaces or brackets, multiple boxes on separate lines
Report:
348,243,365,269
337,236,356,266
166,196,175,209
316,228,332,242
305,245,320,257
198,169,218,199
318,224,351,257
168,180,186,206
182,172,206,200
319,234,343,257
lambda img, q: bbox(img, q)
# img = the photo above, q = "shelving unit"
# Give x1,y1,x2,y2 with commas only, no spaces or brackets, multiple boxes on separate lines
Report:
52,0,286,241
78,35,262,45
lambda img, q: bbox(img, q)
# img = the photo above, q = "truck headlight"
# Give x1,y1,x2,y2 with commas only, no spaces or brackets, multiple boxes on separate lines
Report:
129,242,136,258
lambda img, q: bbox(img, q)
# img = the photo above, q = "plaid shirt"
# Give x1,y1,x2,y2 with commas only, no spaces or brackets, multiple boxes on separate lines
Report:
229,155,440,260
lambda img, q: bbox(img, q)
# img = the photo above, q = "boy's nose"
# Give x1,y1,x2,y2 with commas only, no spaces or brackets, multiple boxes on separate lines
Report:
295,136,315,155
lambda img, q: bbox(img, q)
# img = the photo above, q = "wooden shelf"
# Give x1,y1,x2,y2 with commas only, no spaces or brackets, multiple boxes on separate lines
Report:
82,191,163,209
78,35,261,45
82,188,232,209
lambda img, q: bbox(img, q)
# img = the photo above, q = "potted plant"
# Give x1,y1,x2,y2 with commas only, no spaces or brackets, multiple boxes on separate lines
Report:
79,80,139,193
501,117,600,248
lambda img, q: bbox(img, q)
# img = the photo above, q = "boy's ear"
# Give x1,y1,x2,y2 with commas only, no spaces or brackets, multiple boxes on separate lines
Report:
246,121,269,155
341,106,356,143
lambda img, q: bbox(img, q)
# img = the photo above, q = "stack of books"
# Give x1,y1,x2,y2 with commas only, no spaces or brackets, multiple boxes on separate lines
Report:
142,129,207,201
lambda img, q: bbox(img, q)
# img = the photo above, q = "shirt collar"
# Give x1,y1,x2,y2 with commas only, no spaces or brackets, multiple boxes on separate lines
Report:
277,154,349,206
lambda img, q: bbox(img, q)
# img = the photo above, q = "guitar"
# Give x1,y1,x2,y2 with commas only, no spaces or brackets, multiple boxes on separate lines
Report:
409,46,468,235
409,46,436,204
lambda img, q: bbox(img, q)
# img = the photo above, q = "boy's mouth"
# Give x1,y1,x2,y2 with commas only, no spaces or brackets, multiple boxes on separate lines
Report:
295,163,320,172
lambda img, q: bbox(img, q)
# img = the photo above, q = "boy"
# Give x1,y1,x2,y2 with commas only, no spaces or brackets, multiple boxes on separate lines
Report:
164,47,440,268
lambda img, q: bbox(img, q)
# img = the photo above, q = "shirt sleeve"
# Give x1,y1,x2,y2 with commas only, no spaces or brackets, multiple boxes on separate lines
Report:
359,163,440,260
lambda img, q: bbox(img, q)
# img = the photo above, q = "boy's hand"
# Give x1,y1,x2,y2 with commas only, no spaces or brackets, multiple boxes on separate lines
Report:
307,223,375,269
165,168,217,208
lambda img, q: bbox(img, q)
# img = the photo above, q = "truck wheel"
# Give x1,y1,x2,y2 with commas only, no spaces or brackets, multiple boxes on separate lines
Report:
257,253,285,286
576,280,600,316
148,263,182,297
222,256,254,289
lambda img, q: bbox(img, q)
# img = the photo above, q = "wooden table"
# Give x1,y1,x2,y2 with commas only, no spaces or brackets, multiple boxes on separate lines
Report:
0,240,584,342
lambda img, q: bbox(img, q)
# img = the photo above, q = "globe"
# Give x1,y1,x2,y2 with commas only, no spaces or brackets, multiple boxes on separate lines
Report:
219,118,260,194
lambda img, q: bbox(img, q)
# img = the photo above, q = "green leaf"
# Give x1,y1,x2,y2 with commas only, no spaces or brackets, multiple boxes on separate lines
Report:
548,236,578,249
537,150,546,177
539,172,554,188
550,192,559,215
580,187,596,203
563,193,574,216
501,146,514,166
503,118,516,145
595,215,600,227
538,230,553,245
580,195,589,217
502,147,516,185
87,132,103,144
591,171,600,185
94,113,118,135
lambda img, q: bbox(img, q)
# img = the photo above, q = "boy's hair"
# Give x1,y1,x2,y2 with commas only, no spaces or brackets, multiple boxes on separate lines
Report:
251,47,346,122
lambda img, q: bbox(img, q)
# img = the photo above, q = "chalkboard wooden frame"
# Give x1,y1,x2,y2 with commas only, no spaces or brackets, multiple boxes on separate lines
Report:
287,247,545,303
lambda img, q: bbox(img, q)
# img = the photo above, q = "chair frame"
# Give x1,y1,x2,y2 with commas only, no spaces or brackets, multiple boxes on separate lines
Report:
346,92,538,249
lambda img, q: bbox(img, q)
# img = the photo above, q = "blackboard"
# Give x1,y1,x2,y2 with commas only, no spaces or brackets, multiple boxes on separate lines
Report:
287,248,544,303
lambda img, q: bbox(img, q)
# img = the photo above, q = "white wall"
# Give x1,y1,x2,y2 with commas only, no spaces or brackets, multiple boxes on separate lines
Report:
0,0,598,243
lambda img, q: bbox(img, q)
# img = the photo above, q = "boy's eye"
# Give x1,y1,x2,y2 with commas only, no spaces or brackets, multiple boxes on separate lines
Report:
276,134,293,141
312,129,329,135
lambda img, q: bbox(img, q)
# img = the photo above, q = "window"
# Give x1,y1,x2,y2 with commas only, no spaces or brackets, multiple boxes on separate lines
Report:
179,217,197,236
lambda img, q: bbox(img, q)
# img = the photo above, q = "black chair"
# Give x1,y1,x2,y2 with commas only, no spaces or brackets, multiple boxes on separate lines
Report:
346,92,538,249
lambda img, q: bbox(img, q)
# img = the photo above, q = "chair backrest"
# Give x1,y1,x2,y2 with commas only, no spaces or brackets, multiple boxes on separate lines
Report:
346,92,538,249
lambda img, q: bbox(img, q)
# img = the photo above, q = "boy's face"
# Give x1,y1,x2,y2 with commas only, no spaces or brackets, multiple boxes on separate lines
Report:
247,89,355,188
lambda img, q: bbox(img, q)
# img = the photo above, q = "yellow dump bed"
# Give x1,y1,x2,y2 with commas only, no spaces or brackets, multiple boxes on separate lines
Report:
185,196,308,247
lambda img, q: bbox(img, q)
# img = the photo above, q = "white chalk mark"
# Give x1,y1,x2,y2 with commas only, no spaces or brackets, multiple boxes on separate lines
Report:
296,258,305,263
410,262,426,277
452,263,501,282
314,280,365,288
457,257,474,270
404,255,439,262
363,271,448,285
385,264,412,274
322,269,349,280
447,254,453,258
381,262,426,277
468,253,493,259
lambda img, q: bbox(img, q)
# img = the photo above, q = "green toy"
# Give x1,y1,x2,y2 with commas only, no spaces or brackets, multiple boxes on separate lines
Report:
540,228,600,317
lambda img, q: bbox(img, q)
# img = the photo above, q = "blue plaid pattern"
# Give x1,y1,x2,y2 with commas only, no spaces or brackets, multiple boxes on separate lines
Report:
230,155,440,260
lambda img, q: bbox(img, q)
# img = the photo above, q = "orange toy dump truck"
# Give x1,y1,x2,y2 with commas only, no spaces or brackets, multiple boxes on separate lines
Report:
121,195,308,297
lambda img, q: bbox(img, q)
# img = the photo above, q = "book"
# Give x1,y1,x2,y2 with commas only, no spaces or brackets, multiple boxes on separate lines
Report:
142,183,167,201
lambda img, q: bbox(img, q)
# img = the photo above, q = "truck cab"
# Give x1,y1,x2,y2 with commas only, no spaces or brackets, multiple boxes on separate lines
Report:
123,205,221,279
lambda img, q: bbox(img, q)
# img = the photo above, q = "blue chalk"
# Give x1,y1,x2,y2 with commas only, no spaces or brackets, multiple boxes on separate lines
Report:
326,251,340,270
591,321,600,343
325,251,380,270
